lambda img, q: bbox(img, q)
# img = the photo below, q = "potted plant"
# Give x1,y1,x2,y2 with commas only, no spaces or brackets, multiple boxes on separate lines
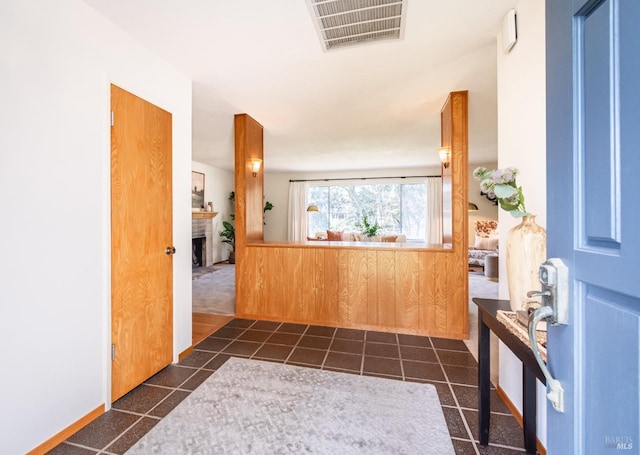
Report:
356,214,381,239
220,220,235,264
220,191,274,264
219,192,236,264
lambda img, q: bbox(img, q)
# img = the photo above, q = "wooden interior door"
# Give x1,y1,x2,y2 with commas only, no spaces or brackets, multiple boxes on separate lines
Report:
111,84,173,401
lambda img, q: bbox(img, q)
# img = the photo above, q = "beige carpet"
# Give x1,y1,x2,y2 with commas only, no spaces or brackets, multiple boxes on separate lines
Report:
125,358,454,454
192,263,235,315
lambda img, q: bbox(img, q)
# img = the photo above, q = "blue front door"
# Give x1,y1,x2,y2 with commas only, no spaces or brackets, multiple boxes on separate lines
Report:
546,0,640,453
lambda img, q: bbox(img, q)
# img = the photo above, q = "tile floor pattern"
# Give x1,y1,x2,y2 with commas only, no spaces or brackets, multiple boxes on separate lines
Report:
48,320,530,455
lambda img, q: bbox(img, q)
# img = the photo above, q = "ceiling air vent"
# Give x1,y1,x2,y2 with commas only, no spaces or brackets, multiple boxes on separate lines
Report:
306,0,407,51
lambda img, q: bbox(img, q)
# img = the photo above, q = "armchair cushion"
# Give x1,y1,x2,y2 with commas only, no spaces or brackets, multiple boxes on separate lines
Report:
474,237,498,250
470,220,498,268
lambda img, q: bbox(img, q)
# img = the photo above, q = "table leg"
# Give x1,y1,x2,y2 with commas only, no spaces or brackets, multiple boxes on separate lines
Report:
523,364,537,454
478,314,491,446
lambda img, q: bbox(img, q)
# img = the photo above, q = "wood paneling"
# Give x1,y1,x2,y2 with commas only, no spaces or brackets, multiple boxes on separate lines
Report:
237,245,468,338
376,250,395,326
324,248,340,321
395,251,420,329
235,92,468,338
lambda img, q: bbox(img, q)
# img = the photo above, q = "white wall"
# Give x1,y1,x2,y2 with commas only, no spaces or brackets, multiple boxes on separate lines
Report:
264,166,441,241
191,162,235,263
0,1,192,453
496,0,547,447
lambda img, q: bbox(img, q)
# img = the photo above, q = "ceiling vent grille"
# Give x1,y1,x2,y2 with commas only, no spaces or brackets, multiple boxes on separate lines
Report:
307,0,407,51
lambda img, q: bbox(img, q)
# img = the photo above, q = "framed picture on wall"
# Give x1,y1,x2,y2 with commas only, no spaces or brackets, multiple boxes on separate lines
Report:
192,171,205,209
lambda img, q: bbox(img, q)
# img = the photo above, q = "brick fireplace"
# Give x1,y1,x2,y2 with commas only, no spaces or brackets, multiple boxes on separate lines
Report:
191,212,217,267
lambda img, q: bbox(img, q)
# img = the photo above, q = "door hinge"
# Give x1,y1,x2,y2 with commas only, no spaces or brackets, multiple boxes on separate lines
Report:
110,111,114,127
111,344,115,361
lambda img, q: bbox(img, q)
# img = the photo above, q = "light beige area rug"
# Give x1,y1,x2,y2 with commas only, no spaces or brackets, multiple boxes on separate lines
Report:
126,358,454,454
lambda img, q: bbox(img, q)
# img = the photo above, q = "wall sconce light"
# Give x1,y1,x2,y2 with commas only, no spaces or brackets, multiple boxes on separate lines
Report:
437,147,451,169
468,202,479,212
307,204,320,213
249,158,262,177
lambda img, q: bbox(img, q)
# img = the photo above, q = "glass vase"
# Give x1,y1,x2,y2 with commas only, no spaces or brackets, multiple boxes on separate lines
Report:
506,215,547,312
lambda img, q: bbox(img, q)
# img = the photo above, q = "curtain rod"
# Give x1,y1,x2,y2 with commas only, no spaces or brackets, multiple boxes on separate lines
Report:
289,175,440,183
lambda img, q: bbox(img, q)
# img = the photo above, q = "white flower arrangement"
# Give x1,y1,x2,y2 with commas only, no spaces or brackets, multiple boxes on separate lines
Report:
473,167,529,218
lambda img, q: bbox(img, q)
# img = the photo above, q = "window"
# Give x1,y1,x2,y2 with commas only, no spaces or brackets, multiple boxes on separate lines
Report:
307,181,429,240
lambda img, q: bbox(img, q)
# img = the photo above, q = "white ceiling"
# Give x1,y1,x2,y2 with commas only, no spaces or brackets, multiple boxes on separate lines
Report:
84,0,518,172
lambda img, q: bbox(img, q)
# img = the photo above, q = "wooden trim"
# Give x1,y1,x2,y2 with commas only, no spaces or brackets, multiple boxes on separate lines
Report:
248,240,451,252
496,386,547,455
192,212,218,219
26,404,104,455
179,346,194,361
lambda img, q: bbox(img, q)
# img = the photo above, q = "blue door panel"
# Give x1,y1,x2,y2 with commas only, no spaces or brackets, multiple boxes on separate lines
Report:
584,286,639,451
574,0,640,298
582,0,617,246
575,250,636,299
619,0,640,291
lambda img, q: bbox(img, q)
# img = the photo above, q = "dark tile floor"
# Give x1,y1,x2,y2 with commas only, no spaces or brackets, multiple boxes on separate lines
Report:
48,319,528,454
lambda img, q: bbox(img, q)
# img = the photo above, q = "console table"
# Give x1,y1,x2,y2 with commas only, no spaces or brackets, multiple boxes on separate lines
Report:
473,298,546,454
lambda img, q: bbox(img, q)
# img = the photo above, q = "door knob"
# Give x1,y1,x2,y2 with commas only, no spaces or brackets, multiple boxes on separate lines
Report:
528,306,565,412
526,290,551,299
165,246,176,255
526,258,570,413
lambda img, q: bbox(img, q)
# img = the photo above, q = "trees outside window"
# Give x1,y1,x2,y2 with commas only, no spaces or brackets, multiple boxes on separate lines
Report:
307,182,428,240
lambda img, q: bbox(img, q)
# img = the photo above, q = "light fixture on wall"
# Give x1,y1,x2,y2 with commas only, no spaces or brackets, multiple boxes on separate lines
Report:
468,202,479,211
249,158,262,177
307,204,320,213
437,147,451,169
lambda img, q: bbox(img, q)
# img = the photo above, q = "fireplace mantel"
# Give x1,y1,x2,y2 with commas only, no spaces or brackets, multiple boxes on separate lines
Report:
192,212,218,219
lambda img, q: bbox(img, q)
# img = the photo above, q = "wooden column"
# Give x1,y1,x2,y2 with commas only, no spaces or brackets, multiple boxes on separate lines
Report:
441,90,468,250
439,90,469,336
234,114,264,263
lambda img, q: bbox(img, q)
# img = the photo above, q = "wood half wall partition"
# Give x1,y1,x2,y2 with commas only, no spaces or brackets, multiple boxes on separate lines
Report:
234,92,468,339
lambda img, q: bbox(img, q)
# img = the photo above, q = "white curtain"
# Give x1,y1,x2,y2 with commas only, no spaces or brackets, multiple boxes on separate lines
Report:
427,177,443,244
287,181,308,241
